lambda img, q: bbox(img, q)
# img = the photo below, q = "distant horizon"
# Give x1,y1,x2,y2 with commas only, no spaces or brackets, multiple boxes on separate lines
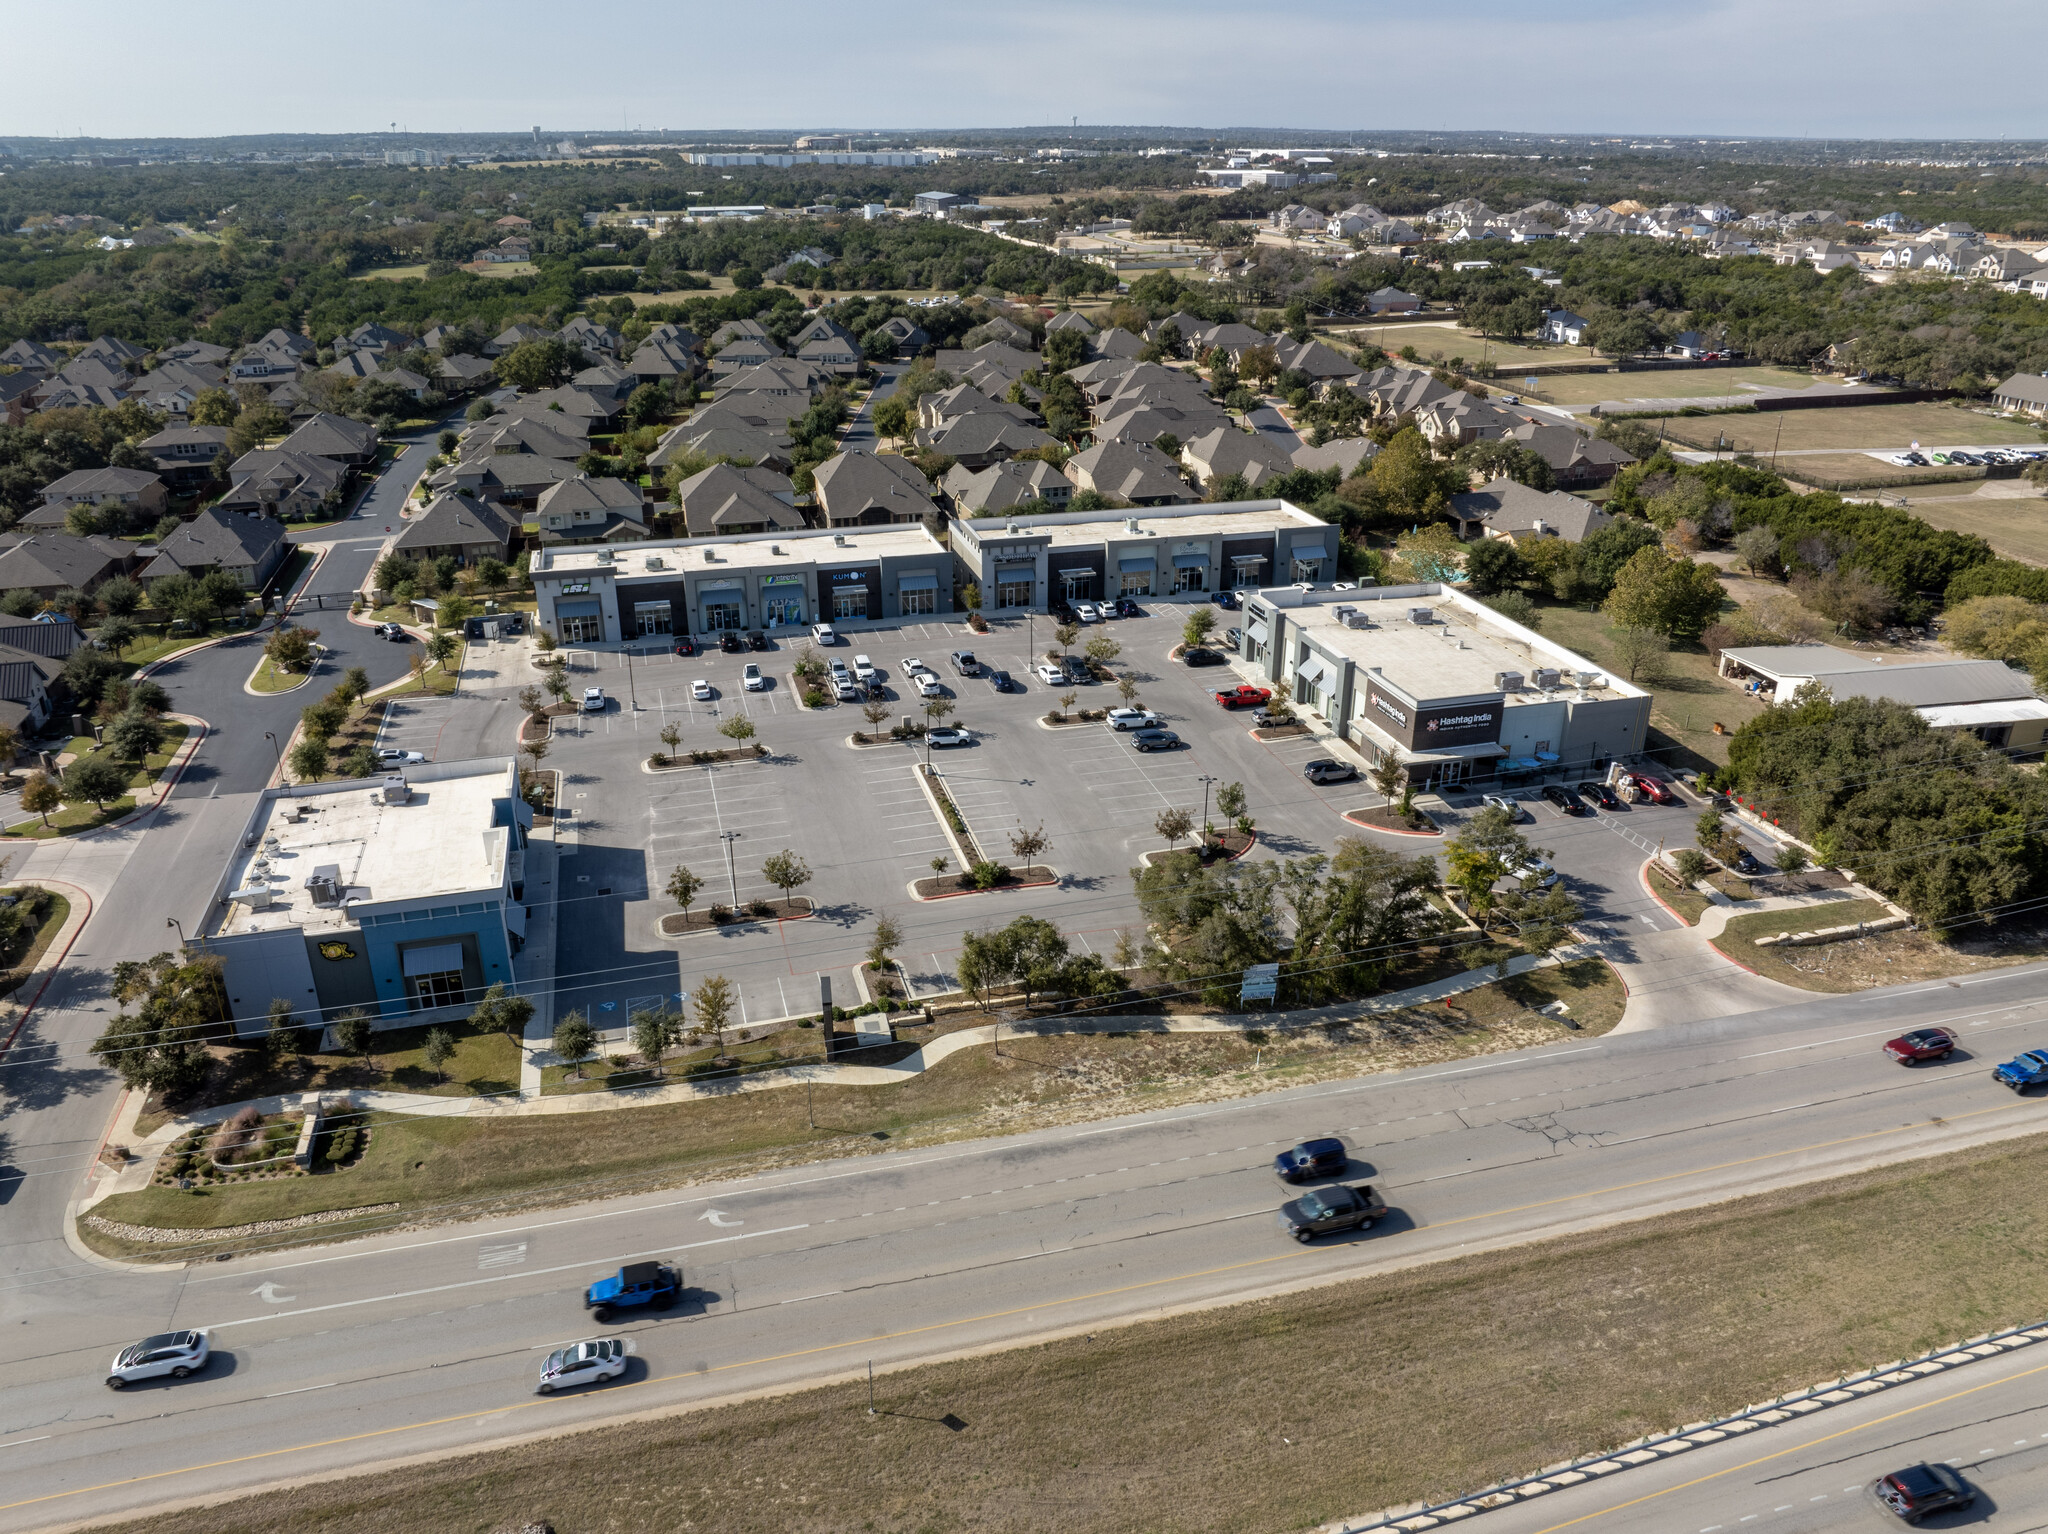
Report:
5,0,2043,142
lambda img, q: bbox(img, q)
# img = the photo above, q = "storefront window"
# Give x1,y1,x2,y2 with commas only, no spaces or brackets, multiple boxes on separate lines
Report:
1173,564,1207,593
1291,557,1324,583
702,600,742,632
412,969,465,1010
996,578,1032,609
900,587,936,616
1121,572,1152,596
762,594,805,627
833,589,868,620
633,602,672,636
1231,562,1265,589
1059,571,1095,600
560,614,602,643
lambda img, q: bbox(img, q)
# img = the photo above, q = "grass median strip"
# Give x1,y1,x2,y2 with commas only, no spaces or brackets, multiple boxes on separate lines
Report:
78,1127,2048,1534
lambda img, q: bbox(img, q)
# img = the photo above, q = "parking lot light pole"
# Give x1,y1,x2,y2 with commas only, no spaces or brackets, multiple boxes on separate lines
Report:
1197,774,1218,853
719,830,742,909
263,732,281,782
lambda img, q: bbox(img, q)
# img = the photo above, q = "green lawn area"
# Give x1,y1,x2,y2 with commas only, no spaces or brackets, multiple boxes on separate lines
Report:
0,891,71,998
1332,322,1587,374
1532,365,1826,406
1646,863,1711,926
248,655,314,693
351,263,430,281
5,795,136,838
1530,600,1761,769
86,1131,2048,1534
1648,402,2045,453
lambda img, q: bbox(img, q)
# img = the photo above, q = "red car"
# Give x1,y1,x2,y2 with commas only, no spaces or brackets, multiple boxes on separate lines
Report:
1883,1027,1957,1065
1214,685,1273,710
1630,774,1678,805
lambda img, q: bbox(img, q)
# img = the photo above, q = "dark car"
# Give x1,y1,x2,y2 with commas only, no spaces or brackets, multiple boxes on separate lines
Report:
988,668,1015,692
747,630,770,651
674,637,696,656
1063,658,1094,685
1876,1463,1973,1521
1883,1027,1956,1065
1183,647,1226,667
1303,759,1358,785
1277,1183,1387,1242
1577,780,1620,810
1211,590,1239,610
718,631,746,654
1543,784,1588,815
1132,728,1181,752
1275,1138,1348,1182
1113,597,1142,618
1731,848,1766,875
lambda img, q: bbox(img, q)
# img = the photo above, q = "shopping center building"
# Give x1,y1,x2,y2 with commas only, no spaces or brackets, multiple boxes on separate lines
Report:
528,524,955,643
1240,583,1653,789
949,499,1340,612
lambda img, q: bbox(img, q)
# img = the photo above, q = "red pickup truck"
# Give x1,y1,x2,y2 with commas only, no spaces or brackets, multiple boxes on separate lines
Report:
1214,684,1273,710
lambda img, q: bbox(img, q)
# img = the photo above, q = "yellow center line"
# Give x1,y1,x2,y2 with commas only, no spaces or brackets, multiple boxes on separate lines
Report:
2,1095,2022,1516
1523,1357,2048,1533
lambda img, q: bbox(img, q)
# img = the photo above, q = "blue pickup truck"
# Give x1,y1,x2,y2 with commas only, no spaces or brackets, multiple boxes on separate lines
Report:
584,1261,683,1322
1992,1050,2048,1092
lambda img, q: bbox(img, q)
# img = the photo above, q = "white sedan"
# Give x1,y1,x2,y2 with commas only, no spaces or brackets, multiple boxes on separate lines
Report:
691,678,714,701
915,673,945,698
742,663,766,690
900,656,928,676
1073,601,1101,623
1034,663,1065,686
535,1337,627,1395
107,1330,210,1389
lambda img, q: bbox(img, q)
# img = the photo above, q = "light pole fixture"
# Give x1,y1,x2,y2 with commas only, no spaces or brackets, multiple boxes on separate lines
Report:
1197,774,1219,853
719,830,742,909
263,732,281,780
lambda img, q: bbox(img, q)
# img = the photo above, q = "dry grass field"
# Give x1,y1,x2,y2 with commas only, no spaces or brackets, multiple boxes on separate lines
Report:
1652,402,2043,453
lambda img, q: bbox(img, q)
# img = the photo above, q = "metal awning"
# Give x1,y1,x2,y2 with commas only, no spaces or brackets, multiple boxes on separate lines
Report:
556,599,600,618
897,571,939,591
996,562,1036,575
504,903,527,939
696,578,742,592
1171,553,1208,569
401,943,464,978
1246,619,1270,644
1230,552,1268,564
1296,655,1331,687
1118,555,1156,573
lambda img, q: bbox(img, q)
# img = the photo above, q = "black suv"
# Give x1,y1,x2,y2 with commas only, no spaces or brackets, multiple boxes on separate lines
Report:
1277,1183,1387,1242
1183,647,1226,668
1876,1463,1973,1521
988,669,1015,692
747,630,770,651
1274,1138,1348,1182
718,631,747,654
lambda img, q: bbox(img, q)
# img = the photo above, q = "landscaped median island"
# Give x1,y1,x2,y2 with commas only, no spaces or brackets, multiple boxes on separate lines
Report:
82,1128,2048,1534
1709,899,2048,990
5,718,189,838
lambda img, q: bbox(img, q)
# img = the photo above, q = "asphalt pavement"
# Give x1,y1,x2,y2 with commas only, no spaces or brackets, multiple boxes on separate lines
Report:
9,970,2048,1528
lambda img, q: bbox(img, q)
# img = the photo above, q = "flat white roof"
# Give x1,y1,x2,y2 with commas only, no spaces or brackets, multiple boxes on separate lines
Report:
1275,587,1645,706
535,525,941,577
957,498,1326,551
1919,698,2048,728
219,766,511,935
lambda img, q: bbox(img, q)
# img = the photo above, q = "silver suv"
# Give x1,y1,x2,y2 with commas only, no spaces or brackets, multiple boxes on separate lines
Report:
107,1330,210,1389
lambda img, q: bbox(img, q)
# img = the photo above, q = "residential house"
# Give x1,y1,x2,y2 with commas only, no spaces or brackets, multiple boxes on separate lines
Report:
1448,479,1613,543
795,335,862,377
278,412,382,469
0,373,37,427
0,339,60,374
0,533,143,598
473,237,533,265
0,643,60,733
918,384,1035,432
389,496,520,566
1993,372,2048,417
138,506,289,590
942,457,1073,516
434,353,496,394
789,316,860,351
232,328,314,380
1364,286,1422,315
1504,423,1637,488
709,333,787,374
531,475,649,544
485,323,554,357
1045,311,1095,336
716,358,830,400
913,413,1053,470
626,338,699,387
647,410,795,475
334,321,413,357
569,363,639,408
140,424,233,489
74,335,147,369
707,319,772,351
1088,327,1145,361
671,464,804,537
1062,441,1189,505
812,451,939,526
35,467,168,522
1344,366,1455,421
971,316,1034,350
216,450,348,521
558,315,623,356
1291,438,1377,477
129,359,223,418
1540,309,1591,345
871,315,929,356
501,385,621,433
156,339,230,368
1271,337,1364,385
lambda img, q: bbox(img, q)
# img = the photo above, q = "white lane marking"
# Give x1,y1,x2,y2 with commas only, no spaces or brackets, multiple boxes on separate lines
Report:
779,1290,842,1305
0,1437,51,1450
264,1382,337,1398
250,1282,296,1303
477,1242,527,1270
204,1225,808,1330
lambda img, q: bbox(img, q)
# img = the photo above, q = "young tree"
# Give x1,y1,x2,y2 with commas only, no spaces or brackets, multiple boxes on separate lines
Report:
718,714,757,750
629,1008,672,1077
61,754,132,811
1215,781,1248,834
1732,525,1782,579
866,915,904,974
1368,754,1405,804
761,849,813,905
426,630,460,672
1180,607,1217,651
1054,622,1080,655
265,625,320,673
1116,675,1141,706
1671,848,1711,885
95,614,139,656
1444,804,1541,926
20,771,61,827
410,651,429,690
552,1009,597,1078
0,723,19,772
1774,843,1810,875
265,998,303,1071
106,707,163,763
922,697,955,728
1154,806,1195,853
289,735,331,783
1008,823,1051,873
666,864,705,921
1084,633,1122,669
333,1008,376,1061
470,981,535,1040
691,974,736,1058
421,1026,457,1084
930,855,949,878
1608,624,1670,684
1695,809,1726,855
658,722,683,759
862,698,892,735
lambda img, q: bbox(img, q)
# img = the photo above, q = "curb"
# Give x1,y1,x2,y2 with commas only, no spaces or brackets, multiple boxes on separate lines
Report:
1342,808,1440,839
95,715,208,833
640,749,768,774
1638,857,1694,925
654,900,816,939
0,878,94,1061
1326,1321,2048,1533
908,869,1059,903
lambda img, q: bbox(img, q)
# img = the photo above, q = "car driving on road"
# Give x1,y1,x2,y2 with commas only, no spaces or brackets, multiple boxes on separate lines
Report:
536,1337,627,1395
1875,1463,1973,1521
1277,1183,1386,1242
1883,1027,1956,1065
107,1330,209,1389
1275,1138,1348,1182
1992,1049,2048,1091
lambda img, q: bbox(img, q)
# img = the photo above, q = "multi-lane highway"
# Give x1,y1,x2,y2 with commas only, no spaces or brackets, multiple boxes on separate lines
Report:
7,965,2048,1531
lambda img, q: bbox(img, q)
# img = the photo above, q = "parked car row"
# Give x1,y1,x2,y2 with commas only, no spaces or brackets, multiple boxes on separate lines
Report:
1888,447,2045,468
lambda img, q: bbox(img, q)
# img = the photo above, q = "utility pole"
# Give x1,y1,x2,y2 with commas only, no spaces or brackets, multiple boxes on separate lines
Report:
719,830,742,909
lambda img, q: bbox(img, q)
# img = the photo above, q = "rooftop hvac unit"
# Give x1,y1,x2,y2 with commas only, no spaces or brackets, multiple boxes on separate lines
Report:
1408,607,1435,624
1125,517,1141,533
1347,611,1375,628
646,556,665,569
1495,671,1524,692
834,533,849,546
1331,604,1355,622
381,774,412,804
229,885,274,910
1576,669,1601,688
1533,667,1561,689
596,549,613,563
304,863,344,906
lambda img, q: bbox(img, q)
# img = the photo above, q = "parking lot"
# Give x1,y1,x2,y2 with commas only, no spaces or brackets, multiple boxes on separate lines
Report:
533,602,1765,1042
373,696,458,762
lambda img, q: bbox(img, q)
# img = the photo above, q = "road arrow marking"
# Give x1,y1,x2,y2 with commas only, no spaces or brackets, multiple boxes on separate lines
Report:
698,1209,742,1228
250,1282,297,1304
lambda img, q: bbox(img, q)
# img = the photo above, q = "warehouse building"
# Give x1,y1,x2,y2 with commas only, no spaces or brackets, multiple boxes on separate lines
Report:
950,499,1340,613
201,760,531,1034
529,523,954,643
1717,644,2048,752
1241,584,1652,789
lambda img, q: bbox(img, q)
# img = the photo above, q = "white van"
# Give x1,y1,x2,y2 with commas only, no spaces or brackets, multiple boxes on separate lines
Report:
853,653,878,684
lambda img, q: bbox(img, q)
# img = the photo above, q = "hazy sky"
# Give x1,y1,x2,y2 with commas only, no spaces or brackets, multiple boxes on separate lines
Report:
9,0,2045,141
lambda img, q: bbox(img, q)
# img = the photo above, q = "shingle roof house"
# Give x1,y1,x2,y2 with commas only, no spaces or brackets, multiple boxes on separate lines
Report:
672,464,804,537
138,507,288,588
37,466,169,516
913,414,1054,471
1181,426,1296,489
1992,372,2048,417
942,457,1073,515
0,533,142,596
1447,480,1613,543
531,475,648,543
1504,423,1638,487
279,412,381,467
389,496,520,565
1063,442,1189,505
216,450,348,520
812,451,937,526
